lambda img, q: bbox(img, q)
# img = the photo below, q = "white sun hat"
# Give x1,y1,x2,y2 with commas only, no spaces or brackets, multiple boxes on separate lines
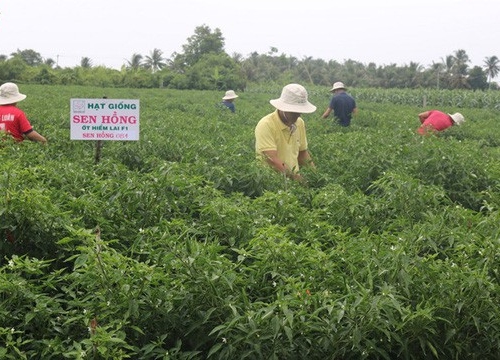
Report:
449,112,465,125
269,83,316,113
222,90,238,100
329,81,346,92
0,82,27,105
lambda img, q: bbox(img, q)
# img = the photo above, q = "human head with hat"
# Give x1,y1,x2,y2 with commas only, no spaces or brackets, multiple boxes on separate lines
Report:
0,82,47,144
321,81,357,126
254,83,316,180
329,81,346,93
0,82,27,105
270,83,316,113
222,90,238,101
270,83,317,128
221,90,239,113
417,109,465,135
449,112,465,125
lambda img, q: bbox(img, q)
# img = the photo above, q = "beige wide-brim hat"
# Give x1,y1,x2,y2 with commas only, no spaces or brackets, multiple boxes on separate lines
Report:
222,90,238,100
329,81,346,92
270,83,316,113
0,82,27,105
449,112,465,125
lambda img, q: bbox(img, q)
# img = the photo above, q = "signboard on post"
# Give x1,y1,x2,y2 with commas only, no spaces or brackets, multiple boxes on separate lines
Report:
70,98,140,141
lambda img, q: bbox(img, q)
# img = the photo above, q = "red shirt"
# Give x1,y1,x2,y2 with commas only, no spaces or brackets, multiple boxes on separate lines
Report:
0,104,33,141
418,110,453,135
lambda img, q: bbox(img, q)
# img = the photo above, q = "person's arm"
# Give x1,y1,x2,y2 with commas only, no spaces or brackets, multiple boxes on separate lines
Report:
321,107,332,119
26,130,47,144
261,150,302,180
298,149,315,169
418,111,430,124
261,150,288,173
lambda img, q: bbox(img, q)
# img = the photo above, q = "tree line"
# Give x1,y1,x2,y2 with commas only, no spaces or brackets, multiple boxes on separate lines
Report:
1,25,499,91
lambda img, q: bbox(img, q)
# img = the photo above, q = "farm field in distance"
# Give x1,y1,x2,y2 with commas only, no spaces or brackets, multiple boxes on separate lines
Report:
1,84,500,359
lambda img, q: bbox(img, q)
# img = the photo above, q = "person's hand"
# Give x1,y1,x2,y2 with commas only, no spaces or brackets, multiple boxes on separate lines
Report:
292,173,307,184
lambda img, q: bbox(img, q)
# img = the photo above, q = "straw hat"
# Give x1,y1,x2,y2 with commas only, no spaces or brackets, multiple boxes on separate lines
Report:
449,112,465,125
0,82,27,105
222,90,238,100
270,84,316,113
329,82,346,92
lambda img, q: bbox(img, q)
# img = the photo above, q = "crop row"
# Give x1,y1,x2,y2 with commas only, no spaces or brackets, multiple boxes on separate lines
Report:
1,85,500,359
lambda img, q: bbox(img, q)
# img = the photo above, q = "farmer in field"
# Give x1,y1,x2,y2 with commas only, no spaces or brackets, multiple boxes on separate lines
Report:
220,90,238,113
417,110,465,135
321,81,357,126
255,83,316,181
0,82,47,144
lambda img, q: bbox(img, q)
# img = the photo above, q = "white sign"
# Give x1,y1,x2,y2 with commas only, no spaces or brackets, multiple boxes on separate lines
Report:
70,99,140,141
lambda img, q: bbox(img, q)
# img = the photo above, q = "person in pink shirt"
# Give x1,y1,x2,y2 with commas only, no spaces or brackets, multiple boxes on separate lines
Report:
417,110,465,135
0,82,47,144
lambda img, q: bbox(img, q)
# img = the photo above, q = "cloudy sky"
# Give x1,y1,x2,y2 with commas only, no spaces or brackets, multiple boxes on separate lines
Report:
1,0,498,70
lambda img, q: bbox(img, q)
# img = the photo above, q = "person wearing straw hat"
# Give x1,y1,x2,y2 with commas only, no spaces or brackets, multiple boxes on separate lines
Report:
221,90,238,113
0,82,47,144
255,83,316,181
417,110,465,135
321,81,357,127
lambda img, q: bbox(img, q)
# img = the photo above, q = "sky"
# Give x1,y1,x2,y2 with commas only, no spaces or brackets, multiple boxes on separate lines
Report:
1,0,499,70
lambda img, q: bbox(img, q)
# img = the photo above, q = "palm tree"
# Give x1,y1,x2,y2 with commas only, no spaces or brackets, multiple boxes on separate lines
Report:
44,58,55,68
80,57,92,68
144,48,166,73
438,55,455,89
231,52,243,64
442,55,454,72
450,49,470,89
406,62,423,87
301,56,315,84
431,61,445,89
483,55,499,89
127,53,143,70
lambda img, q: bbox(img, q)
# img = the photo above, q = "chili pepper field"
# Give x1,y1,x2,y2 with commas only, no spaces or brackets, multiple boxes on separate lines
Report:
1,84,500,359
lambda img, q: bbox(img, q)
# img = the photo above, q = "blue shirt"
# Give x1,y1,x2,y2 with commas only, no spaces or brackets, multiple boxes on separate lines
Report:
221,100,236,113
329,92,356,126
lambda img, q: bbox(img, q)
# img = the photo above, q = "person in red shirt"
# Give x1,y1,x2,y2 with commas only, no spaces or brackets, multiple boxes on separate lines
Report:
417,110,465,135
0,82,47,144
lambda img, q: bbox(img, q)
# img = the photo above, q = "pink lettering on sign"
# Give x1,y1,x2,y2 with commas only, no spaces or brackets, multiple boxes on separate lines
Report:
73,115,98,123
101,115,137,124
96,133,114,139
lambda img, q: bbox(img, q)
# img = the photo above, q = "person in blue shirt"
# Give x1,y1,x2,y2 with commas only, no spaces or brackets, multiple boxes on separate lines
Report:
321,82,357,126
221,90,238,113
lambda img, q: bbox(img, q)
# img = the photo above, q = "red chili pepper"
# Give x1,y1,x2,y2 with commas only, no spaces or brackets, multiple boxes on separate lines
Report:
5,230,15,244
89,317,98,335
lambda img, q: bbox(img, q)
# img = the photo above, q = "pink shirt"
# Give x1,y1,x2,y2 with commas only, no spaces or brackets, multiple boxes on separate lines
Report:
0,104,33,141
418,110,453,135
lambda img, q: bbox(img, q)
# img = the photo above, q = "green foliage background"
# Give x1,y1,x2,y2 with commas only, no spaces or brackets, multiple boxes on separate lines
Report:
1,85,500,359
